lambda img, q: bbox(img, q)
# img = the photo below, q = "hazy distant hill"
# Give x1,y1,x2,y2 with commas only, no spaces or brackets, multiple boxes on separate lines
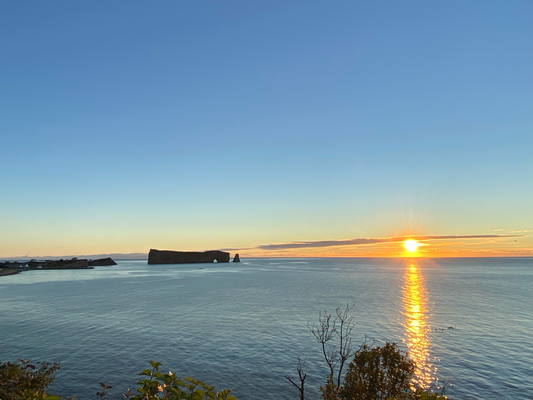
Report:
1,253,148,261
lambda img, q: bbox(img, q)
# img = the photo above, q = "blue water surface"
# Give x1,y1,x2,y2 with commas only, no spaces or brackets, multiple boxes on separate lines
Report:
1,258,532,399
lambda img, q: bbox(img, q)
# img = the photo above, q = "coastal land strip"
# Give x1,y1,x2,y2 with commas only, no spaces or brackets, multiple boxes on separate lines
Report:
0,257,117,277
1,250,241,278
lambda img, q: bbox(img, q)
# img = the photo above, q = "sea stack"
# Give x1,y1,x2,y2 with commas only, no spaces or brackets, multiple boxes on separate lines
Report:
233,254,240,262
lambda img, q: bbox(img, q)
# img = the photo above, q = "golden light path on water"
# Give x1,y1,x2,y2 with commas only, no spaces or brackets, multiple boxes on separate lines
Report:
402,261,435,389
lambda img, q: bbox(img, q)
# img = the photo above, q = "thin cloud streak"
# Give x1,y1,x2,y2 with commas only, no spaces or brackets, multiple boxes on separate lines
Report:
254,235,522,251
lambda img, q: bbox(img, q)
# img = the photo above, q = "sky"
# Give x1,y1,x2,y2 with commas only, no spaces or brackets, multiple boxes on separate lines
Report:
1,1,532,258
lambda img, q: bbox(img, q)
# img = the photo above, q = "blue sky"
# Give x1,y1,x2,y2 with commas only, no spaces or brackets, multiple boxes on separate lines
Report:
1,1,532,257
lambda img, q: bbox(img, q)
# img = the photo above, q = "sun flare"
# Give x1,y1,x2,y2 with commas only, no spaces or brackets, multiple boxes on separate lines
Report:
404,240,420,252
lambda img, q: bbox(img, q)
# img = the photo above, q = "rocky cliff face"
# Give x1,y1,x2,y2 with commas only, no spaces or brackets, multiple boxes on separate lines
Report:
148,249,230,264
42,259,90,269
88,257,117,266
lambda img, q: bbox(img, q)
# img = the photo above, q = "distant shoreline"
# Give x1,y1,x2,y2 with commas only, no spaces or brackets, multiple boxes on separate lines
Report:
0,269,21,277
0,257,118,278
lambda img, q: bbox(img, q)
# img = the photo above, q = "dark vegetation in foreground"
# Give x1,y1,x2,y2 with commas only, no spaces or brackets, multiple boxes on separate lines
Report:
1,306,447,400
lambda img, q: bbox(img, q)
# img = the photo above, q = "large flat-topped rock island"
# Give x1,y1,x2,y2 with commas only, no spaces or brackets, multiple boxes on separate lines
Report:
148,249,231,264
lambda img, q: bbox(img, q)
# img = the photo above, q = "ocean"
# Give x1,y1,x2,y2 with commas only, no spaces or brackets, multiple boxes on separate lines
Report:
1,258,532,399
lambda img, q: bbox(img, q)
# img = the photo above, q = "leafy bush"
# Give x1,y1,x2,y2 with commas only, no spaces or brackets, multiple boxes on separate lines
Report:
0,358,63,400
339,342,415,400
121,360,237,400
322,342,446,400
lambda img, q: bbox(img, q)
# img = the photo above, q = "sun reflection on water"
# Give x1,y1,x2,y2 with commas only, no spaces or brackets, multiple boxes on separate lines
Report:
402,261,435,389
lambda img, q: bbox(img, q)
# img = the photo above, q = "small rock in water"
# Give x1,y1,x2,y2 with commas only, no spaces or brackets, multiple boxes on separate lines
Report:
233,254,240,263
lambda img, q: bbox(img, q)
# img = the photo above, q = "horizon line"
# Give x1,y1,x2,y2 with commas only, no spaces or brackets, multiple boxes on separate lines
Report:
2,254,533,261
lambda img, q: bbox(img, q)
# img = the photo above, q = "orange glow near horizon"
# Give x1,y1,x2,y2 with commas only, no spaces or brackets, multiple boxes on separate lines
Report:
238,243,532,258
402,261,435,389
3,233,530,259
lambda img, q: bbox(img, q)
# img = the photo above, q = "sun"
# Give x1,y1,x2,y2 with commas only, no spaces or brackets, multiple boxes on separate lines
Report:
404,240,420,253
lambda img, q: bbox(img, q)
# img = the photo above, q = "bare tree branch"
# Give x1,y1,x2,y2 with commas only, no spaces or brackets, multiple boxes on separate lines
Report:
308,303,358,399
285,356,307,400
334,304,357,388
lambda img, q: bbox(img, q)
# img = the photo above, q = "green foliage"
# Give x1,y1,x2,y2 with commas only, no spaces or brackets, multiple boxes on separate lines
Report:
0,358,64,400
339,343,415,400
3,350,449,400
416,391,447,400
320,374,341,400
317,342,447,400
122,360,237,400
1,358,236,400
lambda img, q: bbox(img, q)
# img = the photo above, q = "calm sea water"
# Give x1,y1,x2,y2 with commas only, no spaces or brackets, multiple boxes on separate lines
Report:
1,258,532,399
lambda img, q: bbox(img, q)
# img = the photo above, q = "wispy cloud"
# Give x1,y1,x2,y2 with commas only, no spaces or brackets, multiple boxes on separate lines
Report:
253,234,522,251
493,228,531,233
